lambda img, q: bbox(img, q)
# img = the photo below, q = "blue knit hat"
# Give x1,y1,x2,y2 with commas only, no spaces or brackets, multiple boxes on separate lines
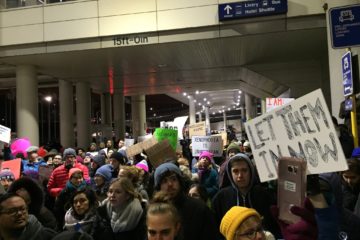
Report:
351,147,360,158
95,165,112,182
0,169,15,181
93,155,105,167
154,162,182,188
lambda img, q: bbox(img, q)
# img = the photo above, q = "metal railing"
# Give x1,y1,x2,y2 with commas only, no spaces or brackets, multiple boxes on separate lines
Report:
0,0,78,10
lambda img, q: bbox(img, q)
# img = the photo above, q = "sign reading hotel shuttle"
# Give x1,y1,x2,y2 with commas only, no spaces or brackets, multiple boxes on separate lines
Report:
244,89,348,182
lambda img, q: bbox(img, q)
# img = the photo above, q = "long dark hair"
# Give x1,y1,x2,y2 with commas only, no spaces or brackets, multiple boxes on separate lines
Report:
69,187,99,219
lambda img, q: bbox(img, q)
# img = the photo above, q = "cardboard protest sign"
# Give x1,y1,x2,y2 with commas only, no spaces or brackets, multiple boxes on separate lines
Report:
0,158,21,179
191,135,223,157
126,137,158,157
245,89,348,182
154,128,178,150
213,131,228,148
145,139,177,168
189,121,206,138
137,135,153,143
0,125,11,144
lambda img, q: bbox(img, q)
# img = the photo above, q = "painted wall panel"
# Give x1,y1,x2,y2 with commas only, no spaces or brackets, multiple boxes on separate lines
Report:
99,12,156,36
98,0,156,17
0,7,42,27
44,1,98,22
157,0,217,10
0,24,43,45
44,18,98,41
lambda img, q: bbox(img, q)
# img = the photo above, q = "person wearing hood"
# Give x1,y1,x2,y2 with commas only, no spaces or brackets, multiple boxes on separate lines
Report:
8,177,57,229
0,193,56,240
47,148,90,198
54,168,88,231
212,153,280,239
89,154,106,178
93,164,112,201
218,142,242,189
192,151,219,198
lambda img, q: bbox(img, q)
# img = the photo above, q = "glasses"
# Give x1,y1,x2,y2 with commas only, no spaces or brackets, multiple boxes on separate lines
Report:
0,206,28,216
235,225,264,239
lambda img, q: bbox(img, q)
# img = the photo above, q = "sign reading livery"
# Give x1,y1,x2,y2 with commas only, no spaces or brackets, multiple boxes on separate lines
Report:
219,0,288,21
342,51,353,97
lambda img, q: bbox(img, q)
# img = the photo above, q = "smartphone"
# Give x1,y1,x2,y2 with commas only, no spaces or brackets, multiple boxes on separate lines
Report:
277,157,307,224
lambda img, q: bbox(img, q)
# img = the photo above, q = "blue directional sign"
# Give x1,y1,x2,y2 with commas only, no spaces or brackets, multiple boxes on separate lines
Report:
342,51,353,97
218,0,287,21
345,98,353,111
329,4,360,48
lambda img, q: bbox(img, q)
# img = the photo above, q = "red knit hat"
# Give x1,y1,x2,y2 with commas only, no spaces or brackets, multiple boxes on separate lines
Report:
68,168,83,179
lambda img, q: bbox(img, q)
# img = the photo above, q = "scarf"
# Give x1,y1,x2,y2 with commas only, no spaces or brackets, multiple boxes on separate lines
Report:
64,207,96,232
103,198,143,233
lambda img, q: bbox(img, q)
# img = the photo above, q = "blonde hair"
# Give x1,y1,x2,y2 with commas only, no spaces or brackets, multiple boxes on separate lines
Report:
236,216,265,239
110,178,141,201
119,165,141,184
147,191,181,226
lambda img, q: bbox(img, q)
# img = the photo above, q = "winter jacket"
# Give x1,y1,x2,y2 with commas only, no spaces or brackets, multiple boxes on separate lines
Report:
47,163,90,197
17,214,57,240
91,198,146,240
193,167,219,198
21,159,47,179
64,207,97,233
212,153,280,238
173,192,217,240
342,182,360,212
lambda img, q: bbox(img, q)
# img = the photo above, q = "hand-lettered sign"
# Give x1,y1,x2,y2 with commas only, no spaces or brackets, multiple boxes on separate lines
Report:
245,89,348,182
191,135,223,157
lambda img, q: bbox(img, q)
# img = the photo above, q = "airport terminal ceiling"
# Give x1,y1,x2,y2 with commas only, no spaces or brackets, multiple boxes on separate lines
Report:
0,21,328,115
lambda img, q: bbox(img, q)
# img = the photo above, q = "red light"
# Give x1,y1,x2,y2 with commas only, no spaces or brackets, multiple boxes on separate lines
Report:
108,67,114,95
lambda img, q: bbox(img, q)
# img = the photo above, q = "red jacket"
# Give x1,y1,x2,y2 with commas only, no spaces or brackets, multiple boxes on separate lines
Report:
47,163,90,197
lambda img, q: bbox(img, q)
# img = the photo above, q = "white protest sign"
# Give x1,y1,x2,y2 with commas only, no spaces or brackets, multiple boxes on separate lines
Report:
245,89,348,182
266,98,294,112
124,138,135,147
0,125,11,144
161,116,189,140
191,135,223,157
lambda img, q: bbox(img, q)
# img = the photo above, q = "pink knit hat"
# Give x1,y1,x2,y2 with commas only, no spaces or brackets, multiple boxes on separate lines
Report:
135,160,149,172
199,151,213,161
68,168,83,179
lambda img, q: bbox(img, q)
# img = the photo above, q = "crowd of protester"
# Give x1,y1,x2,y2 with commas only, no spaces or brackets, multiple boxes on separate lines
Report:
0,130,359,240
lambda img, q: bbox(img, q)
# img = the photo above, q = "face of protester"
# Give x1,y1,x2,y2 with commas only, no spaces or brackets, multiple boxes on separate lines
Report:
94,174,105,187
228,149,239,158
90,144,97,152
83,156,92,164
77,149,84,156
147,212,180,240
234,216,265,240
73,193,90,216
15,188,31,205
160,173,181,199
188,186,201,200
118,140,125,148
198,157,210,169
53,155,63,165
231,160,251,193
342,170,360,189
70,172,84,187
110,158,120,170
107,150,114,158
65,155,76,168
0,178,14,191
0,196,29,230
107,182,130,208
106,140,113,148
28,151,38,162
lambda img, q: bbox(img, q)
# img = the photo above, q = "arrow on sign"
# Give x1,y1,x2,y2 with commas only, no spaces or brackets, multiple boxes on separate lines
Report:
224,5,232,15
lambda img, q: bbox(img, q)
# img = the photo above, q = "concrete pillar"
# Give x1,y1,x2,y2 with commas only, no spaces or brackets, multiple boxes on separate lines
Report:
241,106,245,121
131,95,146,140
16,65,39,146
100,94,106,125
59,80,74,148
326,0,360,121
223,111,227,131
76,82,91,149
204,106,210,135
261,99,267,114
113,91,125,140
245,93,256,121
189,95,196,125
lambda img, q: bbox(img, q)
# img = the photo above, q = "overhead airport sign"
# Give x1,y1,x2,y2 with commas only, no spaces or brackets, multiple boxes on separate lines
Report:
218,0,288,21
245,89,348,182
342,51,353,97
329,4,360,48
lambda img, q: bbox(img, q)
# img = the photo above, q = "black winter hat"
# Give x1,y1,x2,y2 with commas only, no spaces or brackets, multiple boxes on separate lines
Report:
92,155,105,167
110,151,126,165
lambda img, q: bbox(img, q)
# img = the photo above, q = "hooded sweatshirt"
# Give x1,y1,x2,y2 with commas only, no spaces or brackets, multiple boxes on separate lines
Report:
212,153,280,238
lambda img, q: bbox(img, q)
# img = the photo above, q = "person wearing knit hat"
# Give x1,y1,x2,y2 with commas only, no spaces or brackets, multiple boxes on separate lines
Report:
93,165,112,201
227,142,241,158
89,154,105,178
22,145,47,180
193,151,219,198
109,151,127,178
136,159,149,173
220,206,270,240
0,169,15,191
153,162,218,240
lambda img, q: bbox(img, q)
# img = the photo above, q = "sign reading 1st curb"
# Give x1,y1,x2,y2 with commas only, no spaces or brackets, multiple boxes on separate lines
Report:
244,89,348,182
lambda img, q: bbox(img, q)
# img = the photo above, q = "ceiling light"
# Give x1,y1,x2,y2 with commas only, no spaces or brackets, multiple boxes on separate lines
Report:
187,96,190,99
207,101,210,105
239,90,242,94
194,99,197,103
236,103,240,106
196,90,199,94
212,112,215,115
183,92,187,96
203,98,207,101
153,113,156,116
228,108,231,111
198,103,202,106
150,107,153,111
44,96,52,102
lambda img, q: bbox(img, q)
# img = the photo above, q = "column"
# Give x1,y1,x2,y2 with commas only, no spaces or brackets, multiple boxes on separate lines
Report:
131,95,146,140
223,111,227,131
198,112,203,122
245,93,255,121
76,82,91,149
59,80,74,148
204,106,210,135
326,0,360,120
113,91,125,140
261,99,267,114
189,95,196,125
16,65,39,146
100,94,106,124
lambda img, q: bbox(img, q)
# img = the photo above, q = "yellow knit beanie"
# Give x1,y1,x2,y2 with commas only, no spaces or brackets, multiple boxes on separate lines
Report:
220,206,260,240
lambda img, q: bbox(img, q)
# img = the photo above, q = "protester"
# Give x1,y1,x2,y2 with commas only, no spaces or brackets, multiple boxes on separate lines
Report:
21,146,47,179
219,142,242,189
119,165,149,201
0,193,56,240
341,158,360,211
0,169,15,191
188,183,209,205
108,152,127,178
93,165,112,201
147,191,182,240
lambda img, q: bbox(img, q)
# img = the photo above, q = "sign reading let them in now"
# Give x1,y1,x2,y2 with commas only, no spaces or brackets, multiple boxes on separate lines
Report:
245,89,348,182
